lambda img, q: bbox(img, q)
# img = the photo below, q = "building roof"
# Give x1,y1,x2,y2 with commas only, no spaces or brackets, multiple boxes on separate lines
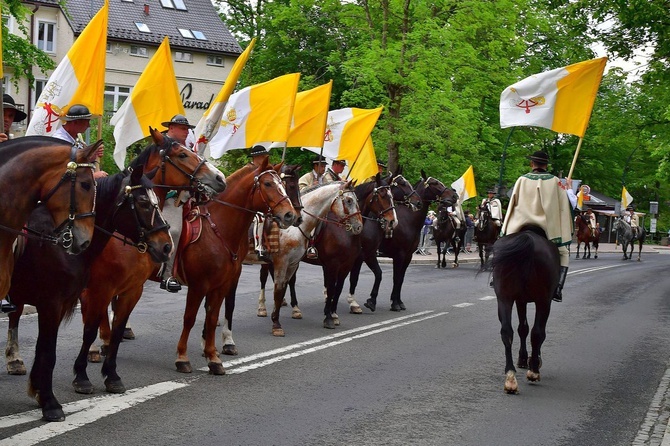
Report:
61,0,242,55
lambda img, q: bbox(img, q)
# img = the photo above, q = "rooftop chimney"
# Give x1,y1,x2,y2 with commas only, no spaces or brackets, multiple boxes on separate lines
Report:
144,4,149,15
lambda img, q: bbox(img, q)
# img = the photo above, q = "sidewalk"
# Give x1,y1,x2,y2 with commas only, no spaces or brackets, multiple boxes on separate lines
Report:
377,242,668,266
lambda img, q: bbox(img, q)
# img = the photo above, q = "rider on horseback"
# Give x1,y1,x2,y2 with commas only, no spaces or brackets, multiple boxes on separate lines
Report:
501,151,576,303
623,206,639,237
476,188,503,227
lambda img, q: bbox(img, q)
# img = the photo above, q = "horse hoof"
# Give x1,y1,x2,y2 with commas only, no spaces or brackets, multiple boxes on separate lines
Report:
390,303,402,312
72,379,94,395
364,299,376,312
42,407,65,422
526,370,541,382
272,327,285,337
594,255,598,259
222,344,238,356
452,263,458,268
281,299,288,307
323,318,336,329
88,350,102,363
175,361,193,373
333,313,340,326
208,362,226,375
517,358,528,369
6,359,26,375
399,301,406,311
349,304,363,314
100,344,109,357
257,308,267,317
104,378,126,394
122,327,136,340
504,371,519,394
291,308,303,319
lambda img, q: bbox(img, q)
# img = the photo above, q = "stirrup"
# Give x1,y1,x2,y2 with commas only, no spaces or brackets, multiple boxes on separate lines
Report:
160,277,182,293
1,299,17,313
306,246,318,260
552,290,562,302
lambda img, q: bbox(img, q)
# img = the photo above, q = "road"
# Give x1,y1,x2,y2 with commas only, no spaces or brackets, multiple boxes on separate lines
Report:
1,251,669,445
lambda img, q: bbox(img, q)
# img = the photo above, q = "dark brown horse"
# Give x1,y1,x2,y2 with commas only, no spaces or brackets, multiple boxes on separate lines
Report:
0,137,100,300
69,129,226,395
5,165,172,421
350,170,458,312
433,202,467,268
174,160,297,373
474,202,500,269
574,213,600,259
492,224,559,394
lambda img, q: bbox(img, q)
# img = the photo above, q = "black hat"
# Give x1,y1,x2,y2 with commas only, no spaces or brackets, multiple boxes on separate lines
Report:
626,206,634,211
527,151,549,164
486,188,495,194
248,145,270,157
161,114,195,129
332,158,347,166
63,104,93,121
3,94,27,122
377,160,387,168
312,154,327,164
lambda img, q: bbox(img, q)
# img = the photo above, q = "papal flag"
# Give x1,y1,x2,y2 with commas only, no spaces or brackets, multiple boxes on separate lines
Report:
347,136,378,184
26,0,109,136
194,38,256,157
285,81,332,148
451,165,477,203
577,186,585,210
622,186,634,209
208,73,301,158
112,37,183,169
500,57,607,138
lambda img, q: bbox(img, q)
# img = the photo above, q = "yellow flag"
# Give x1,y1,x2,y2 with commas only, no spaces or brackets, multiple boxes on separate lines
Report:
451,165,477,202
577,187,584,209
286,81,332,147
621,186,634,209
348,136,378,184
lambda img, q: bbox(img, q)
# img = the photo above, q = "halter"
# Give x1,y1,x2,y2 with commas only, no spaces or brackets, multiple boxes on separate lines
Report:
391,174,421,210
280,170,304,210
421,176,453,206
303,186,362,232
147,140,210,196
361,185,395,230
252,170,292,219
38,145,97,249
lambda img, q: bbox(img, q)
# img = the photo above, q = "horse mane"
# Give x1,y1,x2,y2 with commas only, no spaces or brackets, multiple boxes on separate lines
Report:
0,136,67,166
95,172,127,202
302,180,343,195
353,179,376,200
127,143,157,171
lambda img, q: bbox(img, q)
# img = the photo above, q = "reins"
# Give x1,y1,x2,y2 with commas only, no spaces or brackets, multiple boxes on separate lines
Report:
302,186,361,232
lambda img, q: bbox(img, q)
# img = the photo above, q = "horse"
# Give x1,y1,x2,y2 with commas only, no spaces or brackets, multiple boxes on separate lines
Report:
432,203,467,269
574,213,600,259
260,174,397,329
253,180,363,337
173,160,298,374
491,224,559,394
612,216,646,261
0,137,100,301
474,202,500,269
350,170,458,312
5,165,172,421
66,129,226,395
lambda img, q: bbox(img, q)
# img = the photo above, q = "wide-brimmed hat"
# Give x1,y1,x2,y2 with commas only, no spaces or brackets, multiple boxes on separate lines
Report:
332,158,347,166
248,145,270,157
2,94,27,122
486,188,495,194
377,160,387,168
312,154,327,164
527,150,549,164
63,104,93,121
161,114,195,129
626,206,634,211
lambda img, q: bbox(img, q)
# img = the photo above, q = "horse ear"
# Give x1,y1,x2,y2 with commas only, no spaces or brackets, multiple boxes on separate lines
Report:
259,156,269,171
130,164,144,183
78,140,103,164
150,127,163,145
293,164,302,174
274,161,285,173
421,169,427,180
375,172,382,184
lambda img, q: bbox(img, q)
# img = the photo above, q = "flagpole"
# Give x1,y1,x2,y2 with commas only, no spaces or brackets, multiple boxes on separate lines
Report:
281,142,287,161
0,79,4,134
566,137,584,181
344,143,366,181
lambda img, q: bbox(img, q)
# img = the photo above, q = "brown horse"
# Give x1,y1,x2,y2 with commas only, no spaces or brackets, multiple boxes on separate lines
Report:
69,129,227,395
5,165,172,421
174,160,298,374
0,137,100,300
433,202,467,268
574,213,600,259
474,202,500,269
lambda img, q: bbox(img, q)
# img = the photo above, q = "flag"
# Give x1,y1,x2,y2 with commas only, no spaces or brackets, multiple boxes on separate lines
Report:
194,38,255,156
26,0,109,136
302,107,383,160
622,186,634,208
111,37,184,169
0,11,3,79
285,81,332,148
451,165,477,203
208,73,301,158
347,136,378,184
500,57,607,137
577,186,584,210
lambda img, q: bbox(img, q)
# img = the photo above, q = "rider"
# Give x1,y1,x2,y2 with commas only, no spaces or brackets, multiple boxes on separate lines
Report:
246,145,274,261
623,206,639,237
501,151,576,303
477,188,503,227
298,154,331,190
324,158,346,182
162,114,196,151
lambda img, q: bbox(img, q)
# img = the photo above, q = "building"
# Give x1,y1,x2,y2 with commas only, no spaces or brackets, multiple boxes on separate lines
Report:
2,0,242,136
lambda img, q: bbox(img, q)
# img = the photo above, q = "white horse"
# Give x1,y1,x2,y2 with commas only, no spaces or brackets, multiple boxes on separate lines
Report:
248,181,363,337
613,216,646,261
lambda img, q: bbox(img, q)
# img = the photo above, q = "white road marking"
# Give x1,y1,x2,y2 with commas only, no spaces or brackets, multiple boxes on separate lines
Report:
453,303,474,308
479,296,496,301
569,264,626,276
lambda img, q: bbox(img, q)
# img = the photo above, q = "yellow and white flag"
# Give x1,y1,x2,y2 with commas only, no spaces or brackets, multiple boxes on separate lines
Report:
622,186,634,208
500,57,607,137
0,11,3,79
347,136,378,184
451,165,477,203
194,38,255,157
577,186,585,210
111,37,184,169
26,0,109,136
285,81,332,148
208,73,301,158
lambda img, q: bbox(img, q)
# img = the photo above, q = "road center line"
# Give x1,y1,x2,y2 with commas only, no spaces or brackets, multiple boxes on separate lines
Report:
569,264,626,276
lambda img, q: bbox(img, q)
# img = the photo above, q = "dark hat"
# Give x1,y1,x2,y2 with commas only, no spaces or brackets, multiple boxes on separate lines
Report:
312,154,327,164
248,145,270,157
63,104,93,121
332,158,347,165
626,206,634,211
161,114,195,129
3,94,27,122
527,150,549,164
487,188,495,194
377,160,387,168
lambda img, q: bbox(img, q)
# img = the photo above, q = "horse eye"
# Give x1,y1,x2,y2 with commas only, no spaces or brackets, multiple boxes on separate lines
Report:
80,181,92,191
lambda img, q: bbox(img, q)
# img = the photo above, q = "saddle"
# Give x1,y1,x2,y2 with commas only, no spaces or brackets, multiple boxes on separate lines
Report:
173,201,205,282
247,217,281,254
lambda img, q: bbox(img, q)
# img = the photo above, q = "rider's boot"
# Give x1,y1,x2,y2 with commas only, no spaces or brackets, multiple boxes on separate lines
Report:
1,296,17,313
552,267,568,303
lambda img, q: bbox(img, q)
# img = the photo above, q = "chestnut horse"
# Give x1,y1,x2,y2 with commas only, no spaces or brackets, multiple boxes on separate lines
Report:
574,213,600,259
69,129,226,395
349,171,458,312
0,137,99,300
474,202,500,269
174,160,298,374
492,225,559,394
5,166,172,421
433,202,467,268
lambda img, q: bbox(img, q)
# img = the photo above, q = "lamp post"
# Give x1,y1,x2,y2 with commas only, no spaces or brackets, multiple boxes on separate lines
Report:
621,146,639,187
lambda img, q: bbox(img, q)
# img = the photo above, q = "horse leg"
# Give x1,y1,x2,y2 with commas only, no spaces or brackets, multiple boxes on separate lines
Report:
330,270,349,326
202,288,227,375
323,267,337,329
176,285,207,373
363,255,384,312
527,301,551,382
390,255,411,311
257,264,270,317
289,268,302,319
5,305,27,375
638,241,643,262
73,293,109,395
586,242,591,259
497,298,518,394
96,300,115,359
451,238,460,268
434,241,442,269
515,303,529,369
594,242,599,259
347,254,365,314
221,282,240,356
271,282,289,337
575,241,581,259
478,243,485,270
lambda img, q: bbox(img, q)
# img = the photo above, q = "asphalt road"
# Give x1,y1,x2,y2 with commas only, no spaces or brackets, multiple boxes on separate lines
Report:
1,250,669,445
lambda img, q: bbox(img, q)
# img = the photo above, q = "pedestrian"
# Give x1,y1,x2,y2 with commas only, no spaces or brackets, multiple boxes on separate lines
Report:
501,150,576,302
464,210,474,253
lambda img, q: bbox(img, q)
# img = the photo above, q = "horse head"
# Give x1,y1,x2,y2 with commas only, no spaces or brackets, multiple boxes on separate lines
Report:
332,180,363,235
359,175,397,238
278,163,303,226
252,158,298,229
388,168,422,211
477,204,491,231
418,171,457,207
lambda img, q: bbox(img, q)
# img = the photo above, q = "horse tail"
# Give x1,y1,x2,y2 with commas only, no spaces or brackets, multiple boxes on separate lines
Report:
492,225,544,285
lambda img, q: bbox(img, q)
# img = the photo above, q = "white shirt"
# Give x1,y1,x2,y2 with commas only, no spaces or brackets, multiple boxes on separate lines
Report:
52,126,77,145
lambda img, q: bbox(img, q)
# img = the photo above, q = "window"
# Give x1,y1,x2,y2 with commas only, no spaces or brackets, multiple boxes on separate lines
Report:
106,42,112,53
104,85,131,113
36,21,56,53
178,28,194,39
206,55,224,67
33,79,48,107
135,22,151,33
192,30,207,41
175,51,193,63
129,45,148,57
160,0,187,10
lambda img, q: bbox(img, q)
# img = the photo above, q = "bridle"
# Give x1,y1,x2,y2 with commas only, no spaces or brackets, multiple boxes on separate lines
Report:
361,184,395,231
303,185,362,232
280,168,304,211
422,176,456,208
477,205,491,231
390,174,420,210
147,139,211,196
212,169,290,220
